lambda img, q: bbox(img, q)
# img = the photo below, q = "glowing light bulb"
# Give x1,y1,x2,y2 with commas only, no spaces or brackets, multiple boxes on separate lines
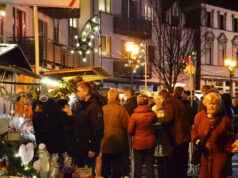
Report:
0,11,6,16
76,43,80,47
74,35,78,39
86,24,90,29
94,48,98,53
70,50,74,54
90,35,94,39
83,58,87,62
86,50,90,54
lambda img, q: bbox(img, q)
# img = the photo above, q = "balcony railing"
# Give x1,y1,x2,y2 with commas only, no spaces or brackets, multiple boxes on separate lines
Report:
8,36,80,69
113,16,152,39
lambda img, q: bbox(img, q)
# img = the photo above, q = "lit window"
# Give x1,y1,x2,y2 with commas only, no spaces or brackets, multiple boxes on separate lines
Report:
69,18,78,28
102,36,111,57
205,42,213,65
0,16,3,42
99,0,111,13
145,4,153,21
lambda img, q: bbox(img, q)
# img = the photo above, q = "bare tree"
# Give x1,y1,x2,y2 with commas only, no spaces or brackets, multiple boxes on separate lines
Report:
149,0,196,92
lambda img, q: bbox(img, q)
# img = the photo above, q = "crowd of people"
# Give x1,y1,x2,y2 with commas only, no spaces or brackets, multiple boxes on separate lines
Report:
32,82,238,178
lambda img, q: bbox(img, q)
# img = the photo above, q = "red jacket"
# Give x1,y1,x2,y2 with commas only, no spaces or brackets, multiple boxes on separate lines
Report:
128,105,157,150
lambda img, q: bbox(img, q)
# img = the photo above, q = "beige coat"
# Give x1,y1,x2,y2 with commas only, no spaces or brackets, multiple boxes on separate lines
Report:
101,101,129,153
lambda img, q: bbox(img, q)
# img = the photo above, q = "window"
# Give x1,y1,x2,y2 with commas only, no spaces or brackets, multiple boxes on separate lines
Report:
101,36,111,57
218,33,227,66
218,14,224,30
233,18,238,32
145,4,153,21
69,18,78,28
0,16,3,42
218,44,225,66
205,42,213,65
53,27,59,43
233,46,238,66
39,20,48,39
99,0,111,13
206,11,211,27
13,8,26,38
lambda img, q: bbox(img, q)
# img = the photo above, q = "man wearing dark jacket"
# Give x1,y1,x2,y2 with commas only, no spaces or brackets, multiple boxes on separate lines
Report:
123,90,138,177
123,90,138,116
156,89,191,178
72,82,104,174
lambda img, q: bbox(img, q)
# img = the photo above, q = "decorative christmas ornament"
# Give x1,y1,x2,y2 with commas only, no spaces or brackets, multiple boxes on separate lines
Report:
38,143,50,178
49,153,60,178
72,15,100,62
18,143,34,165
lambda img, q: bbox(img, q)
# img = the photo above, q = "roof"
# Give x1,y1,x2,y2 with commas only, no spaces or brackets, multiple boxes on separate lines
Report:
0,44,40,79
41,67,111,81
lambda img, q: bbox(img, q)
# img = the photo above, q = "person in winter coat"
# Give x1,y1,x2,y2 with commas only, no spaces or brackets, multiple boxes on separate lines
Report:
156,89,191,178
123,89,138,177
191,92,235,178
72,82,104,175
128,93,157,178
57,99,75,155
32,99,68,154
101,88,129,178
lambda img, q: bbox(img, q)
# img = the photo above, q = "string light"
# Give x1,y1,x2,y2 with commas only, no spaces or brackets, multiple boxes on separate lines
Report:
74,35,78,39
70,50,74,54
83,58,87,62
72,15,100,61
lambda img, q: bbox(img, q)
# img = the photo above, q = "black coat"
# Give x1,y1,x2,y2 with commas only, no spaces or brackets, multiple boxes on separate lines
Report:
72,97,104,157
123,97,138,116
32,99,68,154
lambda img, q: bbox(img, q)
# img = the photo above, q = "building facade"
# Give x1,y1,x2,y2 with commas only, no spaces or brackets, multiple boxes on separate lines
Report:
184,3,238,96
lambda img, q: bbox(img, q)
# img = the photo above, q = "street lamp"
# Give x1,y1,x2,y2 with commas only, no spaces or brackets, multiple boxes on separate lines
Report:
125,41,140,89
224,58,236,96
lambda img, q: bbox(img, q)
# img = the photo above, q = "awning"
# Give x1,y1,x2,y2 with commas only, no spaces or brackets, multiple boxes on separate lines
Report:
0,43,40,79
41,67,111,81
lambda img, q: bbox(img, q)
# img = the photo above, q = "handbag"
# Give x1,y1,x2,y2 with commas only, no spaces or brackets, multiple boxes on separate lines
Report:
191,116,222,165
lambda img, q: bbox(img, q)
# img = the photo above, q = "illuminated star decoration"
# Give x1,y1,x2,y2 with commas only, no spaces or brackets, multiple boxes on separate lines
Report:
71,15,100,62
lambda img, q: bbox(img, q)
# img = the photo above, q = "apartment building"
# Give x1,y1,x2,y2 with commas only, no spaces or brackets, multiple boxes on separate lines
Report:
184,2,238,96
0,4,80,70
78,0,157,91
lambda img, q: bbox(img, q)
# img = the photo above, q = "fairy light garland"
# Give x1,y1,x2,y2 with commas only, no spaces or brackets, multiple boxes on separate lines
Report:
71,15,100,62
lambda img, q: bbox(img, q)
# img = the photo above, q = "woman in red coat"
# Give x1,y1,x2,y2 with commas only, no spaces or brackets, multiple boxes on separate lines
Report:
128,93,157,178
191,92,235,178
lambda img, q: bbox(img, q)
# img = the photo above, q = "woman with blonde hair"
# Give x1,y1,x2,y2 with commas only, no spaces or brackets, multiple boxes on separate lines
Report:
191,91,235,178
128,93,157,178
101,88,129,178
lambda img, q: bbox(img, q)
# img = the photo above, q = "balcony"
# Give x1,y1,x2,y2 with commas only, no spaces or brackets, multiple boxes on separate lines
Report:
113,16,152,39
8,37,80,69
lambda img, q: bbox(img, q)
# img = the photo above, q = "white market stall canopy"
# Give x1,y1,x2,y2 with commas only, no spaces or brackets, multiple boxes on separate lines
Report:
0,0,80,8
0,43,40,79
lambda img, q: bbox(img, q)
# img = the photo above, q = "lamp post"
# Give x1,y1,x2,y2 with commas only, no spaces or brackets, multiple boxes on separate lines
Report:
125,41,139,90
224,58,236,96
